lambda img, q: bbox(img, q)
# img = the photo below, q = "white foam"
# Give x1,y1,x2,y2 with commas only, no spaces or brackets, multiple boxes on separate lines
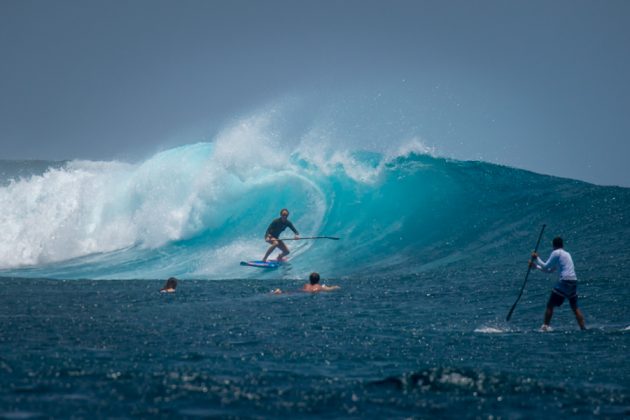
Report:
384,137,435,161
212,111,290,179
294,121,434,184
438,372,475,387
0,162,138,268
474,326,507,334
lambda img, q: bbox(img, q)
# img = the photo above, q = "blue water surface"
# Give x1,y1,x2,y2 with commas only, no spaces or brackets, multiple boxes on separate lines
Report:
1,273,628,418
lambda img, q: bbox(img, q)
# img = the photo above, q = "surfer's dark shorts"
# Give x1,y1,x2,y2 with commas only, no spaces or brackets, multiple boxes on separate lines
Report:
548,280,578,308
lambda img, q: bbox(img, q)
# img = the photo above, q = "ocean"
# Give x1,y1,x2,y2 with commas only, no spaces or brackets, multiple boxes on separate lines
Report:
0,137,629,418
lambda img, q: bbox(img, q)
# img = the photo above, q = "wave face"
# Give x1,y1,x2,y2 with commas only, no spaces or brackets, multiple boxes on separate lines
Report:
1,121,628,280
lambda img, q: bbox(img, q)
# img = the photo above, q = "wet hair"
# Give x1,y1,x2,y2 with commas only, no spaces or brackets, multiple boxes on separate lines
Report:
162,277,178,290
280,208,289,216
309,272,320,285
552,237,564,249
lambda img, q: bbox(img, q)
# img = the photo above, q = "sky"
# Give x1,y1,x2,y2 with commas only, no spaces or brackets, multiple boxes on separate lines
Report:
1,0,629,187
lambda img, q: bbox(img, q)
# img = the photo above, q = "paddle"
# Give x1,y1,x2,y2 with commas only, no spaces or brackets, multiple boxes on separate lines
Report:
279,236,340,241
506,224,546,322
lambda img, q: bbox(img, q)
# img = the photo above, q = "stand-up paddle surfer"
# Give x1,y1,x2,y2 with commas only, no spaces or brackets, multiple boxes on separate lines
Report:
531,236,586,331
262,208,299,262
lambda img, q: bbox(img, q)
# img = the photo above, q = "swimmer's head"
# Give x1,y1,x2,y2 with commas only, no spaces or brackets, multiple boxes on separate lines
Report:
163,277,178,290
309,272,320,285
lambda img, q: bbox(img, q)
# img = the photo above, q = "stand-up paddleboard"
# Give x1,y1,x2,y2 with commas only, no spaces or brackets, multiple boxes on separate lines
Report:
240,237,337,269
240,260,283,269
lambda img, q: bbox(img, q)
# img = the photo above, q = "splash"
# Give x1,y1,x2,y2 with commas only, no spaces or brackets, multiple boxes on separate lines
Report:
474,326,508,334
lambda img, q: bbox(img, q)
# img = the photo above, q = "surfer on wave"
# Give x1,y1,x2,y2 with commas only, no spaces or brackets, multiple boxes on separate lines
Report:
262,208,299,262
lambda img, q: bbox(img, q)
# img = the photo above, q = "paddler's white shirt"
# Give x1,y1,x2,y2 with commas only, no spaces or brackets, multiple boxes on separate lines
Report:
536,249,577,281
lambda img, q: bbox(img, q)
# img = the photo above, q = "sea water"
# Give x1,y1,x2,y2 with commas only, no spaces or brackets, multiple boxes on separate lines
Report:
0,122,629,417
1,276,628,418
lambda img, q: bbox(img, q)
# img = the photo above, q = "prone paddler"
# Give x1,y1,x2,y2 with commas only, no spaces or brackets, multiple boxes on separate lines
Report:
262,208,299,262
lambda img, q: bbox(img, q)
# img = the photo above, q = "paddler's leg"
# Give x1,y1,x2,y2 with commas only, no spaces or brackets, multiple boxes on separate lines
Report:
276,240,290,261
569,296,586,330
263,237,278,262
543,290,564,328
543,291,561,328
543,303,554,328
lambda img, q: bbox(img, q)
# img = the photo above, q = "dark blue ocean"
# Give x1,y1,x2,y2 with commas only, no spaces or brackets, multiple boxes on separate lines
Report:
0,142,629,418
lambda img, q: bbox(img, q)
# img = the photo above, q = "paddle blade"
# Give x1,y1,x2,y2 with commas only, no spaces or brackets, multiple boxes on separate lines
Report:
506,305,516,322
505,224,546,322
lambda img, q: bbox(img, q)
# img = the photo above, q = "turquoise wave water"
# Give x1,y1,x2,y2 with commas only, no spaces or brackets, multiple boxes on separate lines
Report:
0,142,628,280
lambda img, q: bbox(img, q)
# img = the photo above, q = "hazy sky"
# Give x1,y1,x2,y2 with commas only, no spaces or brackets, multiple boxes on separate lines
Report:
1,0,629,186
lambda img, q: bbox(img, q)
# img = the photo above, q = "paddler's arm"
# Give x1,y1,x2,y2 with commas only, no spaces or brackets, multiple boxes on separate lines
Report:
288,221,299,238
531,252,557,272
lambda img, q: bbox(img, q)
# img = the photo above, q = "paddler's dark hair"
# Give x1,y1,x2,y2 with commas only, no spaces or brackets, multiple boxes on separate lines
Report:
309,272,320,285
552,237,564,249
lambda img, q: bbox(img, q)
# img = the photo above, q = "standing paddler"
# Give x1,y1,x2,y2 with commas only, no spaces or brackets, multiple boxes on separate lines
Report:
531,236,586,331
262,208,299,262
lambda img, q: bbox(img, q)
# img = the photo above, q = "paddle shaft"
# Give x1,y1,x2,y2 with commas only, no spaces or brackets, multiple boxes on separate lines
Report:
279,236,339,241
506,224,546,322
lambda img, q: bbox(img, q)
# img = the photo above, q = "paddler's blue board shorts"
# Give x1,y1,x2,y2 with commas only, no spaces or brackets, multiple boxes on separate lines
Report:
548,280,578,307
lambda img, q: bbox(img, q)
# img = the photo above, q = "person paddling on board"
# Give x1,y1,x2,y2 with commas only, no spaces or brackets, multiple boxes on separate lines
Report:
262,208,299,262
530,236,586,331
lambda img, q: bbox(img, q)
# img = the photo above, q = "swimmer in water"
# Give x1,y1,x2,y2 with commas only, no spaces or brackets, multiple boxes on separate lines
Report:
271,272,340,294
301,272,340,292
160,277,178,293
